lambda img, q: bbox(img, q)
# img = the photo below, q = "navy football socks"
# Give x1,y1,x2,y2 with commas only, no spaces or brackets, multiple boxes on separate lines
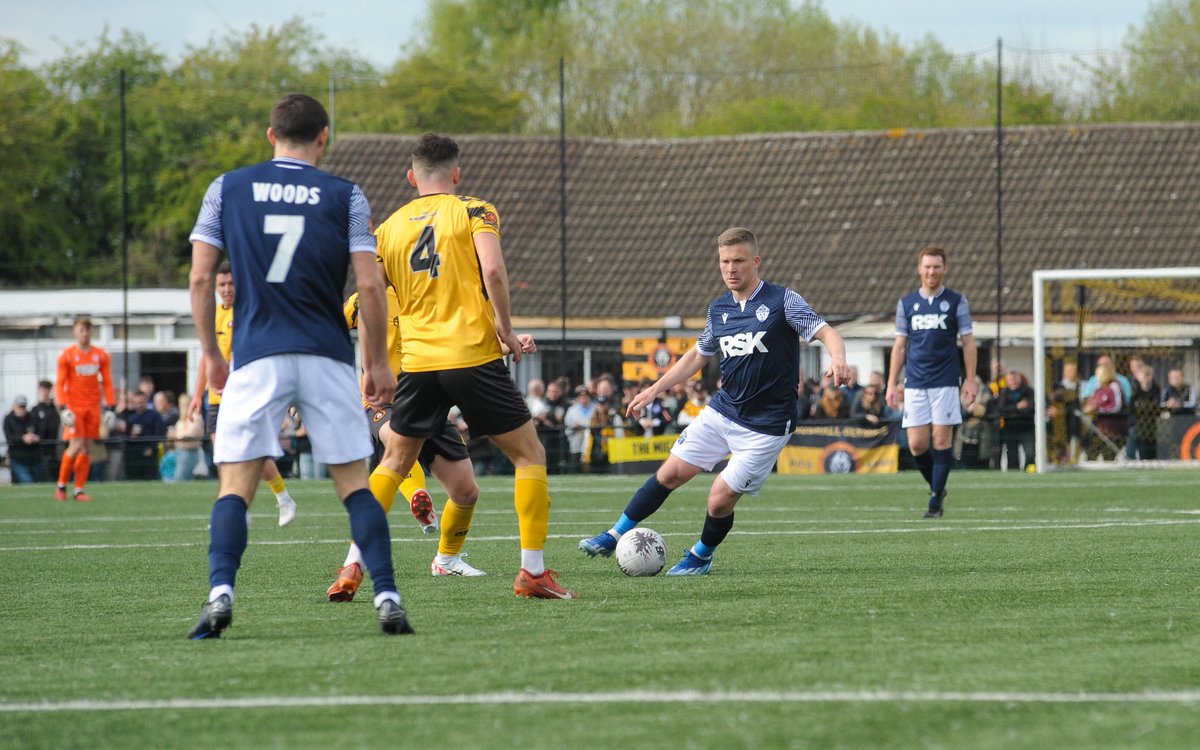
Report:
930,448,954,502
208,495,249,590
913,450,934,490
695,512,735,557
616,476,674,532
344,488,396,595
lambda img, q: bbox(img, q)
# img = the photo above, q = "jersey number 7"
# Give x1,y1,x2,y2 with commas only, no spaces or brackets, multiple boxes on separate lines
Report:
264,214,305,283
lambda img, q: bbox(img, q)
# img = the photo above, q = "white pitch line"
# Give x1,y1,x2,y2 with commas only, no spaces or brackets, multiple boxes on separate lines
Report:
2,517,1199,552
2,689,1199,713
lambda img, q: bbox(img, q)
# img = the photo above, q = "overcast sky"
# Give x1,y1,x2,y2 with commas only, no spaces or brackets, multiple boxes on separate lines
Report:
5,0,1155,68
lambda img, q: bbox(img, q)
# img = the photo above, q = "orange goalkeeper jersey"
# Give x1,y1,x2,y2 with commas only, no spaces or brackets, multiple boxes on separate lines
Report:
56,344,114,410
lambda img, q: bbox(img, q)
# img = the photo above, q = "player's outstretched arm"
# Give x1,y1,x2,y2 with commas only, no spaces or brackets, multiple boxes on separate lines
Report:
813,325,852,386
189,241,228,393
351,252,395,408
626,346,711,418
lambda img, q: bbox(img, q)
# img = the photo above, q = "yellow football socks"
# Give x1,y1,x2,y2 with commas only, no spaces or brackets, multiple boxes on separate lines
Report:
266,474,286,495
398,462,428,505
438,499,475,557
369,466,403,513
513,464,550,550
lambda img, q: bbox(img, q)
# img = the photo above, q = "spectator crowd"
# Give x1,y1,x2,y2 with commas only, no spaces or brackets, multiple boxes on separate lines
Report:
4,355,1197,483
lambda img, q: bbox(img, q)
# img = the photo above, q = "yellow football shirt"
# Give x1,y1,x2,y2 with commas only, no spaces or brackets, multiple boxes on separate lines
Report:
374,193,504,372
344,287,404,376
209,304,234,405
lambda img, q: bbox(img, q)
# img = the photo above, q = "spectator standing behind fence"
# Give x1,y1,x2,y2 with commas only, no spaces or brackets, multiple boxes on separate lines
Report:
812,377,850,419
123,390,165,480
31,380,60,482
4,396,39,484
851,384,885,426
674,381,707,430
1083,362,1127,461
564,386,595,472
55,315,115,502
996,368,1035,471
885,244,978,519
1161,368,1195,414
154,390,180,433
1129,368,1161,460
171,393,206,482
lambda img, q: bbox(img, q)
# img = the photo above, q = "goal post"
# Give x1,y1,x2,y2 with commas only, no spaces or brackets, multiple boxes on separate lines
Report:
1032,267,1200,473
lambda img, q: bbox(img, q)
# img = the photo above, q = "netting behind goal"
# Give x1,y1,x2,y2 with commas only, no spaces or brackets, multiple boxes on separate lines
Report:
1032,268,1200,472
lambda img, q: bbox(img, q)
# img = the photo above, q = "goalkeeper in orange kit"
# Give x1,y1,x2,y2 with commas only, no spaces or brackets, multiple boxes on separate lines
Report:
54,316,115,502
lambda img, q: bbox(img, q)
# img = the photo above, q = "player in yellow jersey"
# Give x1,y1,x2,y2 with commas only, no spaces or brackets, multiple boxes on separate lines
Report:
189,261,297,526
372,133,575,599
326,289,525,599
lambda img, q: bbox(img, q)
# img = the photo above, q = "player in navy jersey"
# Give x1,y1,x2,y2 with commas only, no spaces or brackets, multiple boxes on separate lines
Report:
186,93,411,637
579,227,851,575
885,245,978,518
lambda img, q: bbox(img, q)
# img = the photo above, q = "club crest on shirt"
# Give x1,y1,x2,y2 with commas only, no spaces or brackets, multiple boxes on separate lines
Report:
939,300,950,312
912,303,920,311
755,305,769,322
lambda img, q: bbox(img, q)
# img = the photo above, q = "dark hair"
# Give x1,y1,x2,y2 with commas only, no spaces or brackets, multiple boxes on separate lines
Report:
217,260,232,276
270,93,329,144
38,379,53,390
412,133,460,171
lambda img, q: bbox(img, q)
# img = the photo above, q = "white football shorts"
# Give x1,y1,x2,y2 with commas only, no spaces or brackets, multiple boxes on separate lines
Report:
901,385,963,428
669,406,792,496
214,353,372,466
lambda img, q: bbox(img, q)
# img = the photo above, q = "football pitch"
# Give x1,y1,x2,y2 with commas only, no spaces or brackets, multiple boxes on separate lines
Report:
2,470,1198,749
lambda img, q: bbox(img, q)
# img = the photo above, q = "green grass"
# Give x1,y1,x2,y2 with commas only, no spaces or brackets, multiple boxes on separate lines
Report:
2,470,1198,748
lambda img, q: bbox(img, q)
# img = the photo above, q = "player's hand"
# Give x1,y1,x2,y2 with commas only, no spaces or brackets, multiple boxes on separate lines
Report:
186,395,202,419
824,359,852,387
205,356,229,395
885,386,900,411
361,362,396,411
516,333,537,354
961,378,979,409
498,328,523,364
625,387,657,419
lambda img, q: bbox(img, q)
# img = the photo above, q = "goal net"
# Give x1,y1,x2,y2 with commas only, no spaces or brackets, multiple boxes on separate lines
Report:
1032,268,1200,473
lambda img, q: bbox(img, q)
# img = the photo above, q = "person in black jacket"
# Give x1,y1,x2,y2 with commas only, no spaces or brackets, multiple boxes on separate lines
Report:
996,368,1035,470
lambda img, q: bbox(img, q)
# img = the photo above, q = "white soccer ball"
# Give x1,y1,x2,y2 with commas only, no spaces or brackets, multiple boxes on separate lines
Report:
615,527,668,577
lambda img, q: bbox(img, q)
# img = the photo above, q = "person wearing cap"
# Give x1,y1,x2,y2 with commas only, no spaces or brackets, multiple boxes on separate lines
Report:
4,396,40,484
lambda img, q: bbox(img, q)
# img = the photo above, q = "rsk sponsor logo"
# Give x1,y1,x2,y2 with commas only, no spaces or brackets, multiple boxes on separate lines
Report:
910,313,948,330
719,331,768,357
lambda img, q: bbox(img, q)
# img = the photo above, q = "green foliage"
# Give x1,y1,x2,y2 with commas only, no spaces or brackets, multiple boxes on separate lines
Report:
1087,0,1200,122
0,1,1188,287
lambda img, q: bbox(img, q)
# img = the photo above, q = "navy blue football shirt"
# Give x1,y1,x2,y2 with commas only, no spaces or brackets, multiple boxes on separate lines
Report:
190,157,376,369
894,287,973,389
696,280,827,435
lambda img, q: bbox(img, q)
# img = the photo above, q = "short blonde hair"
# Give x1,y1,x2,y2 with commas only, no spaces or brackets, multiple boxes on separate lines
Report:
717,227,758,252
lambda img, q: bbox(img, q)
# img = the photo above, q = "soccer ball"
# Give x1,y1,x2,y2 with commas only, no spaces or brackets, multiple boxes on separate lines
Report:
615,528,668,577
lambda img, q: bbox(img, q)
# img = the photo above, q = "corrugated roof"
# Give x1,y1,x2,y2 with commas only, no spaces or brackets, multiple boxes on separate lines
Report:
323,125,1200,322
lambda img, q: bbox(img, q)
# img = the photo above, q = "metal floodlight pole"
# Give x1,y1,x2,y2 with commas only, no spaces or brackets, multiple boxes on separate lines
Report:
558,57,569,379
329,73,336,144
120,68,130,391
994,38,1004,373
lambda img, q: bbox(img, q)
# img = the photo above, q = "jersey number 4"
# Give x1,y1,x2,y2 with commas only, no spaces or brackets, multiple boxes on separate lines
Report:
409,225,442,278
264,214,305,283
